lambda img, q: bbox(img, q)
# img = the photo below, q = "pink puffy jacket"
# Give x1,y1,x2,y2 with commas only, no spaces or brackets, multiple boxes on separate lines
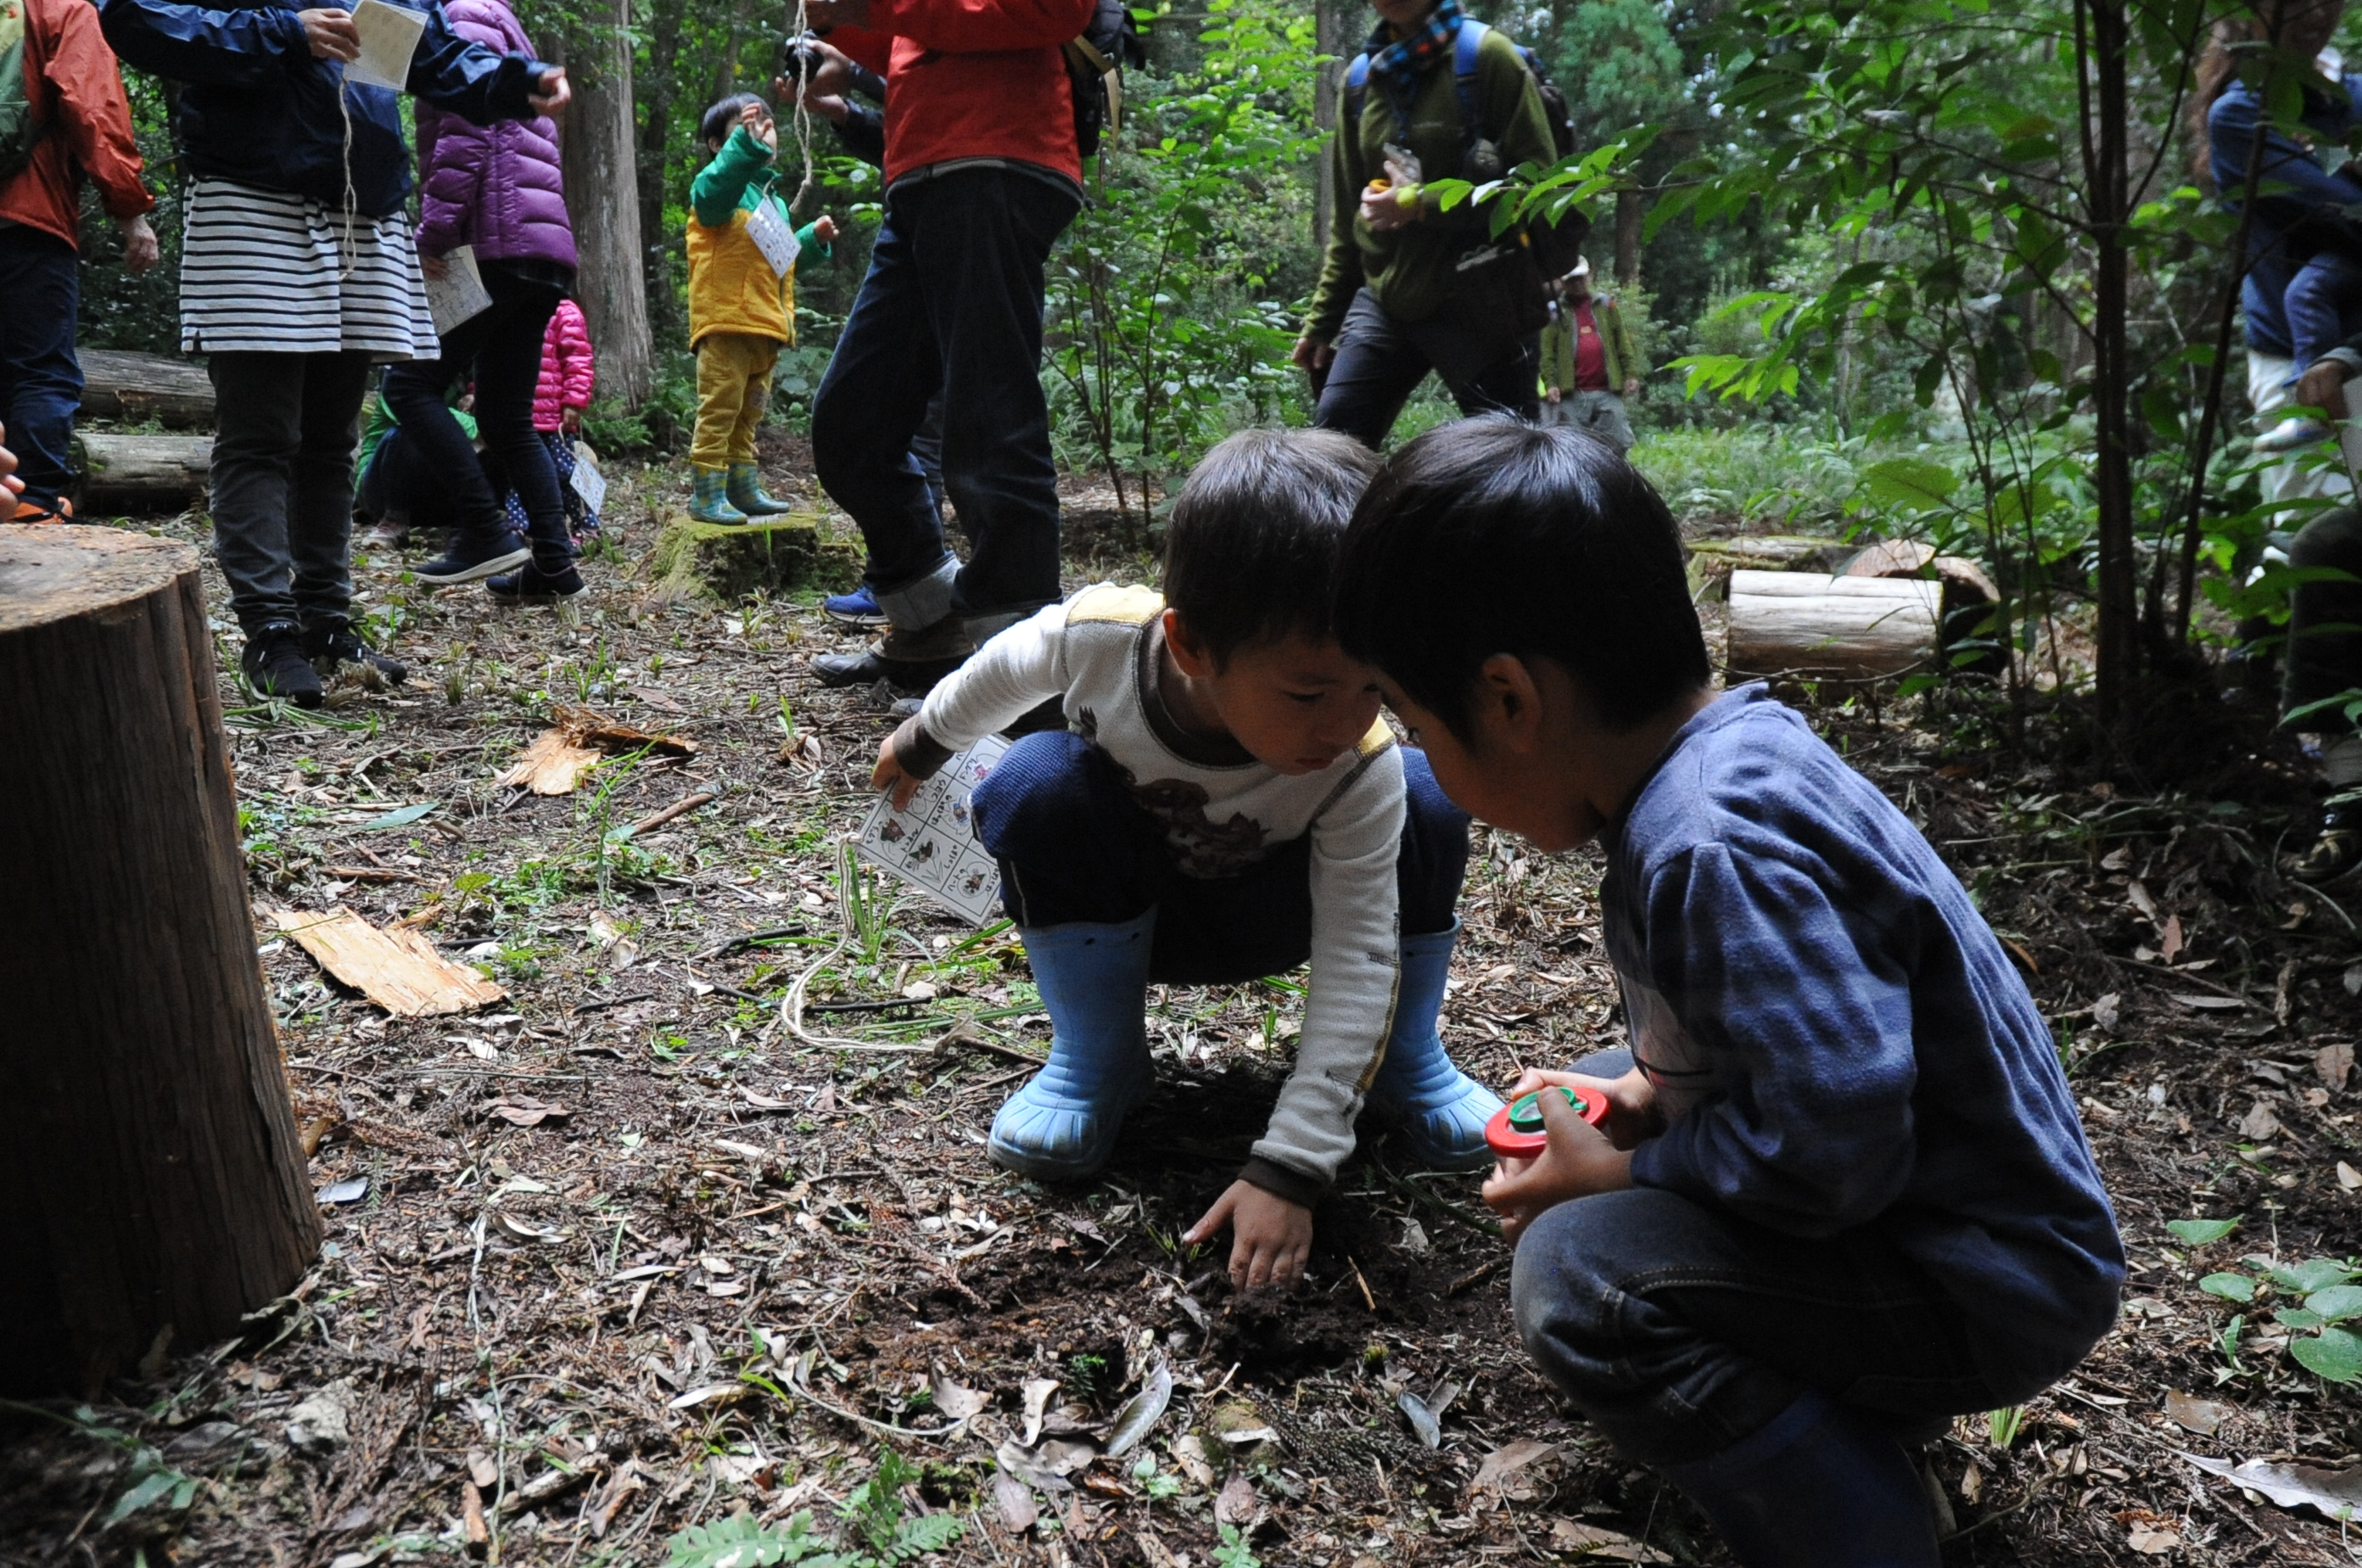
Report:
534,299,594,434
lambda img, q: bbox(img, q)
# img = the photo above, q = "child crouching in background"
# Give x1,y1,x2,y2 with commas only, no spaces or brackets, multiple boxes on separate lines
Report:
688,94,835,524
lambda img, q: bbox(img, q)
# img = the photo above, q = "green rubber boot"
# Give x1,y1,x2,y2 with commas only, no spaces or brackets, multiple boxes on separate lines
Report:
689,465,747,525
727,462,796,516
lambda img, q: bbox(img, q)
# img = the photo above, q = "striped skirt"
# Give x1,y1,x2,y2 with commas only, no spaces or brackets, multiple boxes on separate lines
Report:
179,178,439,360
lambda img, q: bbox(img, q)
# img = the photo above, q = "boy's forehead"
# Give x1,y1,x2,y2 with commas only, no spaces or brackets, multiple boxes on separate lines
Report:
1234,633,1372,682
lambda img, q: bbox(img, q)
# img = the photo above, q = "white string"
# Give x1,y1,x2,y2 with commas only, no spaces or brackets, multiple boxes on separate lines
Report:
783,0,819,217
337,66,361,281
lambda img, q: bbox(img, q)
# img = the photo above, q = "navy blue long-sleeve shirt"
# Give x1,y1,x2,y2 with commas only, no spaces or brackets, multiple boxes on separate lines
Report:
2209,74,2362,356
99,0,548,217
1604,686,2124,1400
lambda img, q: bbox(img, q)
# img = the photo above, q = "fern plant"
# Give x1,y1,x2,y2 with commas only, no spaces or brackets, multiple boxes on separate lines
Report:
666,1450,965,1568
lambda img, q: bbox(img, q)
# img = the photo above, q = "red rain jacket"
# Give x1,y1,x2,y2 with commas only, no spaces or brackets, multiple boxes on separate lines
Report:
0,0,152,249
836,0,1092,188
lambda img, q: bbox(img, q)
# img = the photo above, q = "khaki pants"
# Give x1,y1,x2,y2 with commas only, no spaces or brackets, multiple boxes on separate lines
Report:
691,331,781,467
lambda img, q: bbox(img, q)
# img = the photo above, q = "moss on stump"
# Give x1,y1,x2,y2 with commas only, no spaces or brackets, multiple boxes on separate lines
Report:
645,509,862,602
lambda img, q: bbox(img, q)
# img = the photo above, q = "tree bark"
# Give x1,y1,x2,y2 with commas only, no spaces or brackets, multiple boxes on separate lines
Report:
637,0,690,338
1725,570,1941,682
2082,0,2137,723
0,525,318,1396
559,0,656,405
76,349,215,430
74,434,214,511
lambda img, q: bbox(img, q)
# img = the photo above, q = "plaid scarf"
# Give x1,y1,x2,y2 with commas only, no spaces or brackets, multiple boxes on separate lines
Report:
1366,0,1466,138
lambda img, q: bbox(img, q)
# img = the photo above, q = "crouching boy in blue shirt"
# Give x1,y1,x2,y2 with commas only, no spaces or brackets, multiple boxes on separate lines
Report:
871,429,1497,1291
1332,419,2124,1568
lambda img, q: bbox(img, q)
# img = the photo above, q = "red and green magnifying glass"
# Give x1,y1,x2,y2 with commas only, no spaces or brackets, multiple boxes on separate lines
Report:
1484,1084,1609,1159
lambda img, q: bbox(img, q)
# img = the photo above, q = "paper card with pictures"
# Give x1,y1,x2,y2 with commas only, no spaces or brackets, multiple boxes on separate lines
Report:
569,441,607,512
424,244,492,335
347,0,426,91
856,735,1009,925
744,197,801,279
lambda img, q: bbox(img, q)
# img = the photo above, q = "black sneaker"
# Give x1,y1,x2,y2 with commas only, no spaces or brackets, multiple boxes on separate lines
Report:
416,529,532,585
2286,804,2362,887
302,618,409,686
240,622,325,708
486,562,586,603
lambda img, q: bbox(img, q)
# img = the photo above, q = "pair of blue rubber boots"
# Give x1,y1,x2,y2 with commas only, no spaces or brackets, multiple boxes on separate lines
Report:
987,915,1500,1179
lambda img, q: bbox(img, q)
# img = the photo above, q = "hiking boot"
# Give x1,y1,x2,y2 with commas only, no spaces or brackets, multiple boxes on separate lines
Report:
825,583,890,627
486,561,587,603
240,621,325,708
2286,804,2362,887
689,466,747,525
728,462,797,516
417,529,531,585
303,617,409,686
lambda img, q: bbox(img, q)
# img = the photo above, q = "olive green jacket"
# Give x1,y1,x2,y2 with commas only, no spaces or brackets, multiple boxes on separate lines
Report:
1539,295,1641,393
1303,26,1554,343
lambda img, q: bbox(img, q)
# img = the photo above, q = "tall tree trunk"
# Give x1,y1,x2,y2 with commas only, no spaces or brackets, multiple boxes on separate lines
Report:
1314,0,1341,251
714,0,757,104
638,0,690,338
1615,188,1642,286
560,0,656,405
0,526,319,1395
2081,0,2136,724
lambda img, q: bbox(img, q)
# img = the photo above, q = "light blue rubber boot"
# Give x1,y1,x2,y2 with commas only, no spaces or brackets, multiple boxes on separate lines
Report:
989,911,1158,1180
1367,922,1503,1170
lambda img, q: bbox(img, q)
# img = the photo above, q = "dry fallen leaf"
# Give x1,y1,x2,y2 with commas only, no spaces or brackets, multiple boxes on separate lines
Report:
2339,1161,2362,1193
993,1473,1038,1532
2180,1453,2362,1520
1019,1377,1061,1446
2092,992,2122,1035
2163,1392,2229,1436
2237,1100,2285,1140
484,1095,570,1128
1548,1517,1670,1562
1471,1438,1558,1494
738,1086,796,1112
2320,1041,2355,1093
1172,1432,1216,1487
1215,1473,1257,1528
2126,1527,2180,1554
929,1372,989,1422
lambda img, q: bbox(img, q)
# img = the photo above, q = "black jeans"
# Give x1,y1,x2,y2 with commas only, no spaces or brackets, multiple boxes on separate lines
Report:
1510,1054,1992,1467
968,731,1470,981
2285,506,2362,734
381,267,570,564
207,350,374,634
811,167,1077,627
1313,286,1539,449
0,225,82,511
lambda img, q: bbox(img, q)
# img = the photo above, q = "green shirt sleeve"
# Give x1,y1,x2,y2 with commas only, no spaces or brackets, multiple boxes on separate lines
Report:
790,220,833,275
1539,316,1575,390
691,126,775,229
1603,298,1643,384
1305,62,1371,344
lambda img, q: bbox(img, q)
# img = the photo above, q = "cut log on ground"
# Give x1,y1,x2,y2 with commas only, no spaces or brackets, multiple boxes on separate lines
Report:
0,524,318,1395
1725,568,1941,682
75,433,213,511
1683,534,1855,595
1844,539,2006,674
76,349,216,430
645,509,862,602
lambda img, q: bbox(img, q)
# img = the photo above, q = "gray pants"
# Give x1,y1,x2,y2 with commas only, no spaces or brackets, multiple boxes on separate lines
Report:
207,350,373,635
1542,389,1636,454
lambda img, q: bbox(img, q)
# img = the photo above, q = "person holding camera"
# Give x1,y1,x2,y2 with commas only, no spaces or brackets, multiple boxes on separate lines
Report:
790,0,1095,695
1295,0,1555,450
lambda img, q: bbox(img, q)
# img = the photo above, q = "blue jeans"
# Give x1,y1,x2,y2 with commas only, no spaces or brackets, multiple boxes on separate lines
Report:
1511,1053,1993,1468
0,226,83,511
381,266,571,564
811,168,1077,625
2284,252,2362,378
1313,287,1538,450
970,731,1469,982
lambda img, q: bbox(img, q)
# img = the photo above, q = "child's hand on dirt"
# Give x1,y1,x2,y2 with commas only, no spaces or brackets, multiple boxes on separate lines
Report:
1186,1180,1313,1290
814,215,839,244
871,725,926,810
1482,1082,1633,1246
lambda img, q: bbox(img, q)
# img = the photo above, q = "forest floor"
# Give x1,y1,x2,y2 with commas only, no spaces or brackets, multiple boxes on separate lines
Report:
1,437,2359,1568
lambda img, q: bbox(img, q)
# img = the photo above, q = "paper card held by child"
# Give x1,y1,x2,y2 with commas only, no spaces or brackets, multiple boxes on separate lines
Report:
857,735,1008,925
745,198,801,279
425,244,492,334
347,0,427,92
569,441,607,512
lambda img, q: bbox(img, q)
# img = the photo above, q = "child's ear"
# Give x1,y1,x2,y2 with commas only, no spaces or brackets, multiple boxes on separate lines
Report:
1163,608,1217,680
1475,652,1547,755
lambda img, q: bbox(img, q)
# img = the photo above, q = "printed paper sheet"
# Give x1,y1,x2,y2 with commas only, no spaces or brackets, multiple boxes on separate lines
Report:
856,736,1008,925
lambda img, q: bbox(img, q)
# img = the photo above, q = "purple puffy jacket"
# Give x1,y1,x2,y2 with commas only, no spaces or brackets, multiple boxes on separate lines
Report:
414,0,577,272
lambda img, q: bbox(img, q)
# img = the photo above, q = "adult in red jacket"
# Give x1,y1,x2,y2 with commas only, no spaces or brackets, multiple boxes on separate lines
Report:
0,0,159,520
800,0,1093,692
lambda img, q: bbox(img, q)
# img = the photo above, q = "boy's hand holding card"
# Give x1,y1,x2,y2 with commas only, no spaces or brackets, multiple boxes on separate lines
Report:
1482,1067,1648,1245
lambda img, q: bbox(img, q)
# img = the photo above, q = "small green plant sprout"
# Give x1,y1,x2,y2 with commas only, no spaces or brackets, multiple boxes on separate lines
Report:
843,1448,963,1562
1984,1405,2026,1450
665,1509,838,1568
1212,1522,1262,1568
2197,1254,2362,1385
663,1449,964,1568
2165,1216,2240,1247
2219,1314,2248,1380
1132,1451,1182,1501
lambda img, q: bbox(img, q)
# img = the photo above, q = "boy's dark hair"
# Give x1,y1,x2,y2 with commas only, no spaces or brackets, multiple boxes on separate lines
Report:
1161,428,1380,664
1335,417,1709,740
702,93,771,150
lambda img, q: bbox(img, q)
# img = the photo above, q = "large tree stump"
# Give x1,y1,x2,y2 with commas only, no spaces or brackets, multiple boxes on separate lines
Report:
76,349,216,430
0,525,318,1395
1725,568,1941,681
74,433,214,512
645,508,861,601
